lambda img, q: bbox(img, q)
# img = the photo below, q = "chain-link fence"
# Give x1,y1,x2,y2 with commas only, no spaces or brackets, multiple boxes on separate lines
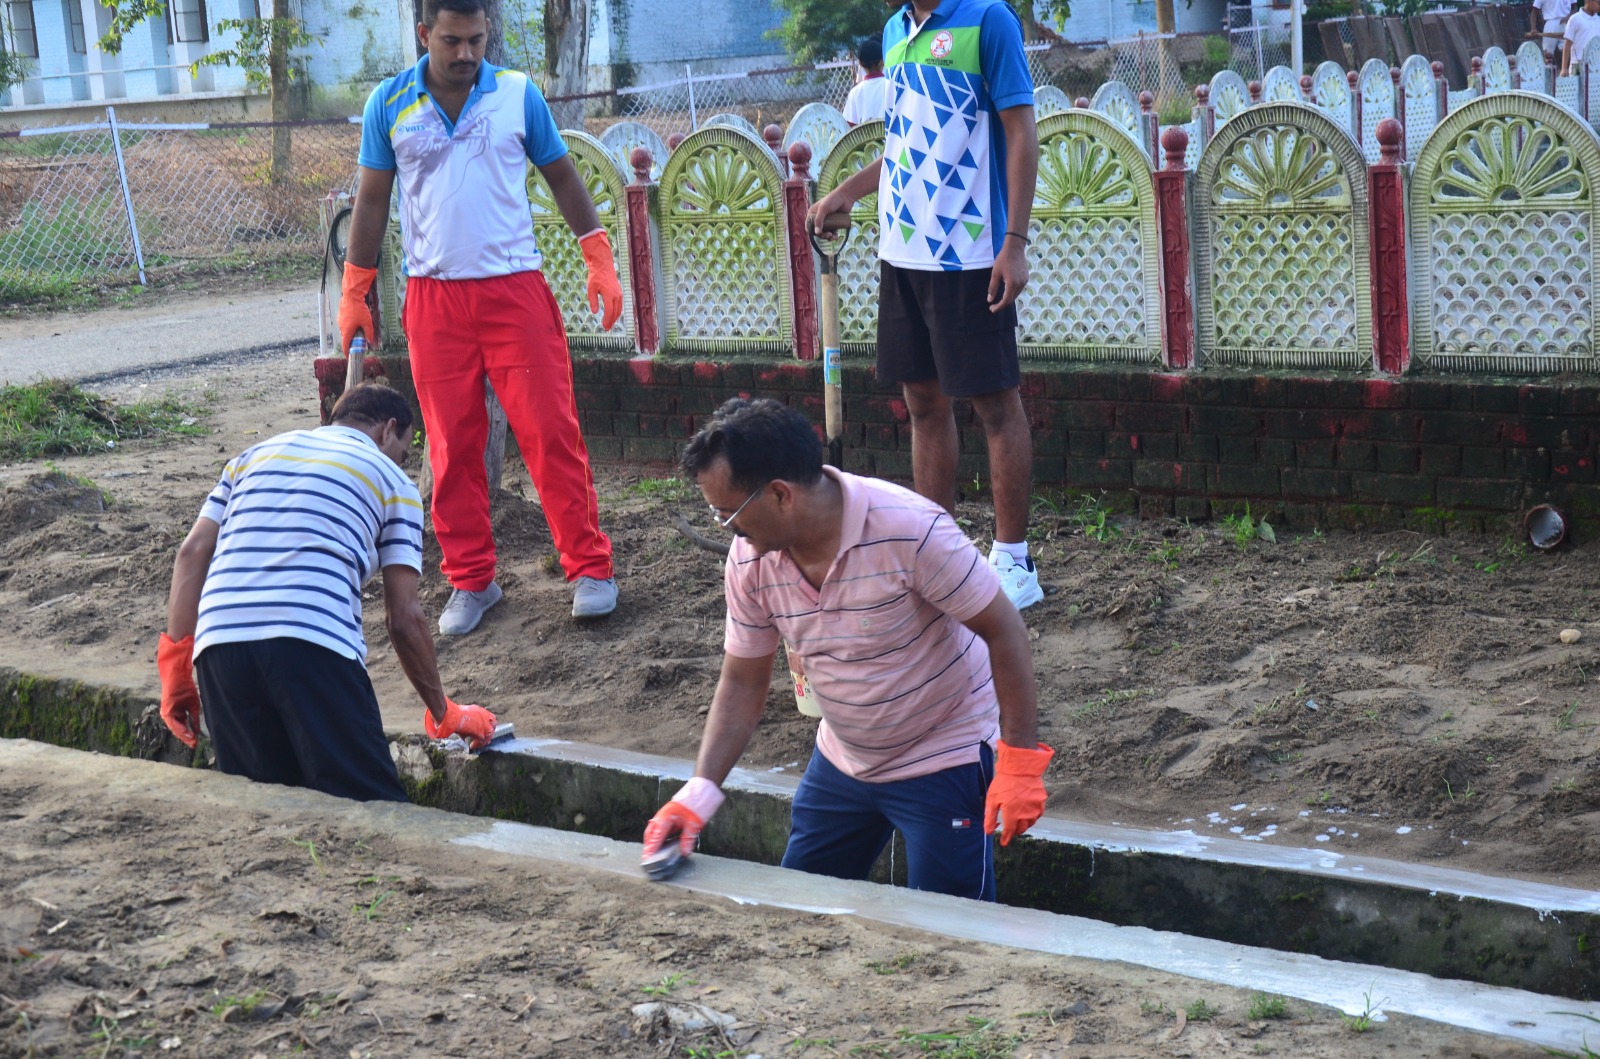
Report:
1226,2,1292,84
0,111,359,299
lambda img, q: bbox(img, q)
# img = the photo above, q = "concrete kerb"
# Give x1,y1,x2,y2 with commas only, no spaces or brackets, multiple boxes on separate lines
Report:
5,665,1600,1001
5,736,1600,1055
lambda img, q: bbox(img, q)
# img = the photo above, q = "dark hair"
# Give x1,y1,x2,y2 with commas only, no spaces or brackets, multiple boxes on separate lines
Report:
681,397,823,491
332,382,413,433
423,0,486,26
857,35,883,69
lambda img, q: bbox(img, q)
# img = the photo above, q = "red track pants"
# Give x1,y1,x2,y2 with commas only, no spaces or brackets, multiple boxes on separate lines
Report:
405,271,612,588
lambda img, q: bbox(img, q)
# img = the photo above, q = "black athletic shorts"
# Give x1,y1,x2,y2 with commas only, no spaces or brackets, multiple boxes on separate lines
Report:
875,260,1020,398
195,637,407,803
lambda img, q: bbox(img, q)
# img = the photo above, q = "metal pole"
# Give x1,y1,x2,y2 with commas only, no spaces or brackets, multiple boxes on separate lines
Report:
106,105,147,286
685,63,698,130
1291,0,1304,75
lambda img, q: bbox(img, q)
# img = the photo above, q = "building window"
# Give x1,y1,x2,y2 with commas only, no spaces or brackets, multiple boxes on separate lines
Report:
7,0,37,57
66,0,85,52
170,0,207,42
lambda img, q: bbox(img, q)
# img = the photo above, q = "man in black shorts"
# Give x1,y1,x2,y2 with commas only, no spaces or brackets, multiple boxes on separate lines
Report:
809,0,1042,609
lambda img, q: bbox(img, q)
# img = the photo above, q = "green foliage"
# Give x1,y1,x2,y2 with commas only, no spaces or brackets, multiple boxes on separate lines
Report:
641,972,694,996
0,380,207,460
1248,993,1290,1020
95,0,166,55
1068,493,1120,542
767,0,886,66
1341,983,1387,1033
1220,503,1274,548
191,17,323,92
1184,999,1220,1022
0,8,29,93
1543,1012,1600,1058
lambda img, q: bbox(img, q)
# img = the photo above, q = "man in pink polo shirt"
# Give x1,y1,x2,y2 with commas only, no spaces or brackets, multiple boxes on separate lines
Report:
641,398,1052,899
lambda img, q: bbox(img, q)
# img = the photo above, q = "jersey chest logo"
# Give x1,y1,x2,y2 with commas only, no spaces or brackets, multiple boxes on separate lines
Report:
929,30,954,59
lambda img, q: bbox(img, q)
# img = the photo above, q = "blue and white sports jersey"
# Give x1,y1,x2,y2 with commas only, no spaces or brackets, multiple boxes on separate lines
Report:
879,0,1033,271
359,56,568,280
193,426,425,665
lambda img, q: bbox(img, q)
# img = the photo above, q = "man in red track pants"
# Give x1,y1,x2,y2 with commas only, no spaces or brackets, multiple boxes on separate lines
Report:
341,0,621,632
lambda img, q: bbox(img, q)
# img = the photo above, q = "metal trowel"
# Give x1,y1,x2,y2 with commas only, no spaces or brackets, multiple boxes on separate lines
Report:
641,844,686,882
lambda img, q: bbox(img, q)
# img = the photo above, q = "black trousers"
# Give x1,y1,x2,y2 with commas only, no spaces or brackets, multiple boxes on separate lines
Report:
195,637,407,803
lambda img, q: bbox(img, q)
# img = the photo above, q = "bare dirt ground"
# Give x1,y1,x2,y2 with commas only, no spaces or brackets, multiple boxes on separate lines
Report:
0,349,1594,1056
0,747,1549,1059
3,351,1598,891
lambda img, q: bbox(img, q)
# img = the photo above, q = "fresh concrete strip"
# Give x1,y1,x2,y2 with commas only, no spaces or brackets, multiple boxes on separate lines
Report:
4,667,1598,1002
3,737,1598,1055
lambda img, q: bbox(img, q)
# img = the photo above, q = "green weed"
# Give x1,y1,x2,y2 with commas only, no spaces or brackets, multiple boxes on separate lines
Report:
624,476,692,502
641,971,694,996
1557,701,1596,733
351,890,395,921
289,837,322,871
1068,493,1120,542
1341,983,1387,1033
1147,541,1181,570
889,1017,1019,1058
1248,994,1289,1020
1071,687,1152,722
0,379,206,460
865,952,919,975
1185,999,1220,1022
1220,503,1273,548
210,989,271,1019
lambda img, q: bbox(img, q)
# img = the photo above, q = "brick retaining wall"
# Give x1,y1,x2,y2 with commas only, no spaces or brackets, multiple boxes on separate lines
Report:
316,353,1600,539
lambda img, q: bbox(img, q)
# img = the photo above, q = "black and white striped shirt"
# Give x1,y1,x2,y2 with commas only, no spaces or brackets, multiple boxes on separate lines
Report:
193,426,424,664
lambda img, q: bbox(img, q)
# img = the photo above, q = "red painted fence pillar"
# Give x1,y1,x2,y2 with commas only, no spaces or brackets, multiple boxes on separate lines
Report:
784,140,820,361
1153,126,1193,370
1367,118,1409,375
625,147,661,356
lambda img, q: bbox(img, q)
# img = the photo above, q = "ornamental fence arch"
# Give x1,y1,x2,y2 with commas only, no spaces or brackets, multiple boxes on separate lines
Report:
815,120,885,356
1409,91,1600,373
1193,102,1372,370
527,131,635,353
1019,109,1162,363
657,126,792,354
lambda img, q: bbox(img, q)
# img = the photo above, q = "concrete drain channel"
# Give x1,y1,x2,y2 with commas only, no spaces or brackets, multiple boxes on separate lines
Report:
6,664,1600,1048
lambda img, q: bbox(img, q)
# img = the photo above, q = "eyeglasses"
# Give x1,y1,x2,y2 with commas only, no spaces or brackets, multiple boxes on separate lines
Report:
709,482,768,530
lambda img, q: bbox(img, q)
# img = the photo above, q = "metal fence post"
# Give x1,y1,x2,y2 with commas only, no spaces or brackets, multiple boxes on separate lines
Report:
105,105,147,285
685,63,698,130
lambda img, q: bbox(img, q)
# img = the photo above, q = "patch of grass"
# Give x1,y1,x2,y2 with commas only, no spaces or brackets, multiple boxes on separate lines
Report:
1071,687,1152,722
865,952,919,975
209,989,271,1019
1248,993,1290,1020
1068,493,1120,542
0,379,206,460
891,1017,1019,1058
624,476,693,503
1147,541,1181,570
1557,700,1596,733
289,836,323,871
1185,999,1220,1022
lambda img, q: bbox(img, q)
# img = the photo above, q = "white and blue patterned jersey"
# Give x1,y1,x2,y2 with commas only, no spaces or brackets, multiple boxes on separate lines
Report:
359,56,568,280
879,0,1034,271
193,427,425,665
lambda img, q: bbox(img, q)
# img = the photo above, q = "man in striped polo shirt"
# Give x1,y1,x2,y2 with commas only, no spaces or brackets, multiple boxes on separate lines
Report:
341,0,623,632
641,399,1052,899
157,384,495,802
809,0,1043,612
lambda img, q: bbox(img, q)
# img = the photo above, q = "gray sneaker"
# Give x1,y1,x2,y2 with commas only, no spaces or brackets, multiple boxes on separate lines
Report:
571,576,618,619
439,582,503,636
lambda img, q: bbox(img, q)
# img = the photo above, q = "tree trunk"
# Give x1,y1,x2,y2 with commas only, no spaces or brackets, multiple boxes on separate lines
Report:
482,0,505,65
268,0,290,187
543,0,588,130
1154,0,1181,107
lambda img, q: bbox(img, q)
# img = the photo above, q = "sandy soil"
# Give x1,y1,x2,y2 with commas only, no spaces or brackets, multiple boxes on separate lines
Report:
0,348,1597,905
0,747,1548,1059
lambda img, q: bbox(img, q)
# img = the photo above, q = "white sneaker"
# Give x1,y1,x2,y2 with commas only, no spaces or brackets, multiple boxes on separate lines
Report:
439,582,503,636
571,576,618,619
989,550,1043,610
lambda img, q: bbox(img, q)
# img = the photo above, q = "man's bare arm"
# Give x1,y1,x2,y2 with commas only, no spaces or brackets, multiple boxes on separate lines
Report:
693,651,778,784
165,517,219,639
962,591,1039,748
539,154,605,236
344,166,398,271
382,565,448,723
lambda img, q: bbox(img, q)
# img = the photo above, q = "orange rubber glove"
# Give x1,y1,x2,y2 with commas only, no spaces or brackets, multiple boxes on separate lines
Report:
424,696,497,750
642,776,725,858
578,228,623,332
984,740,1055,846
338,262,377,353
157,633,202,749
